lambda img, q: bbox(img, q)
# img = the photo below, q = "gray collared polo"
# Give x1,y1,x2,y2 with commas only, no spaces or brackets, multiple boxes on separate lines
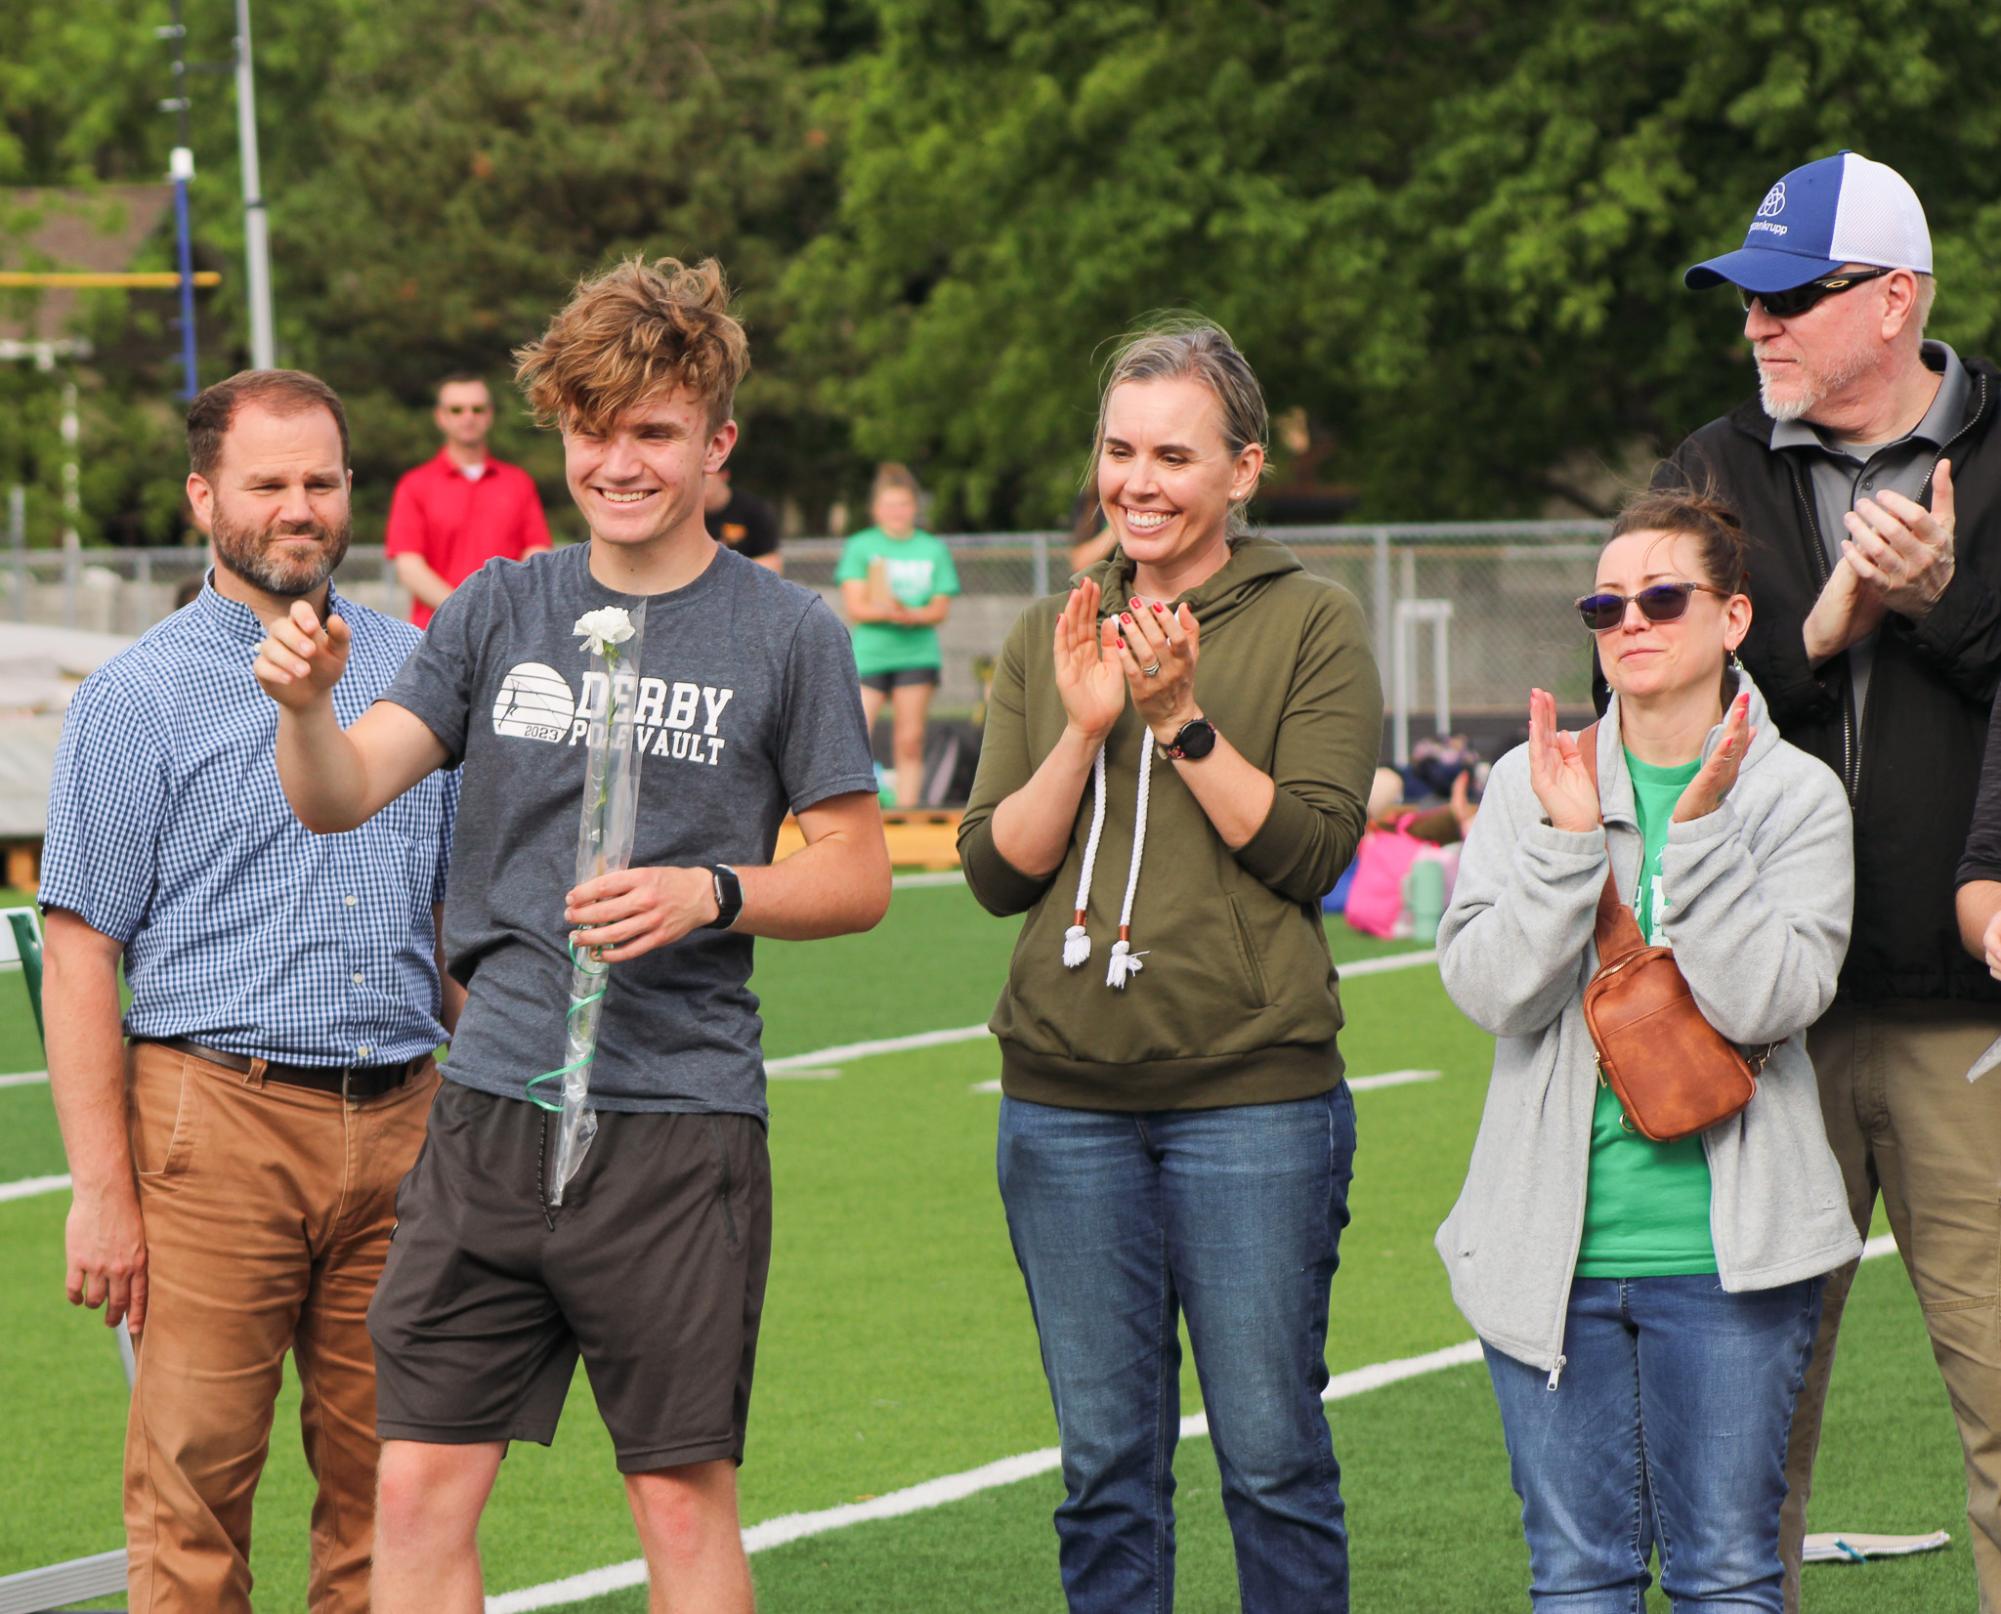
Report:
1771,339,1972,723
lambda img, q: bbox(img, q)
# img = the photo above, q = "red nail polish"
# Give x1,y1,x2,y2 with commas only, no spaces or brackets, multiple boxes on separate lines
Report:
1152,601,1165,613
1117,637,1126,650
1121,612,1133,624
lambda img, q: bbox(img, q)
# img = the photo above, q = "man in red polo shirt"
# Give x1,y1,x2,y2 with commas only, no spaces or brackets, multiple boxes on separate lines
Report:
385,374,552,627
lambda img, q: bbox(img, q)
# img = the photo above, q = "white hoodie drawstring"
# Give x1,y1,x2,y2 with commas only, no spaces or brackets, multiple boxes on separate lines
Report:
1062,745,1109,968
1104,743,1153,987
1061,738,1154,987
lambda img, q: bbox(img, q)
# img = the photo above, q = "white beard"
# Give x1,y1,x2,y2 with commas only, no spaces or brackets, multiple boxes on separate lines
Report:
1758,372,1814,422
1756,342,1874,426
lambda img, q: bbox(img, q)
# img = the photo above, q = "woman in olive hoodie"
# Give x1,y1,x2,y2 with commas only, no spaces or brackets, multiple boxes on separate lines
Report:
958,323,1382,1614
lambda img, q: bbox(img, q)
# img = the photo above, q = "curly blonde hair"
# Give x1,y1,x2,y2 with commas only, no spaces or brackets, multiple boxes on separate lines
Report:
515,256,750,435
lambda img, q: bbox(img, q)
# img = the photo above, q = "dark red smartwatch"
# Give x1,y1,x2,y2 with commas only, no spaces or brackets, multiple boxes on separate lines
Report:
1160,717,1218,761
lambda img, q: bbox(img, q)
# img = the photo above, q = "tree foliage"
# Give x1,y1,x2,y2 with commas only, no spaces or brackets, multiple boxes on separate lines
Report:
786,0,2001,522
5,0,2001,543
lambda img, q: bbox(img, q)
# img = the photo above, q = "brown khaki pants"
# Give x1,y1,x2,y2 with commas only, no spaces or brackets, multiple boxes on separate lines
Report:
123,1042,437,1613
1781,1003,2001,1613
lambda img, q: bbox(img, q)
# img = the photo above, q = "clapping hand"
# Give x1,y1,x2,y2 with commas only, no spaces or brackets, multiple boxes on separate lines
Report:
1052,579,1126,744
1803,548,1891,665
1842,458,1956,618
1527,688,1600,833
1672,692,1754,823
1982,907,2001,982
1113,595,1202,743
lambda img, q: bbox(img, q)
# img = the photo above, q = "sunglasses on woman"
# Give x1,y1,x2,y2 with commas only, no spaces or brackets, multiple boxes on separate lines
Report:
1738,266,1891,320
1575,581,1731,633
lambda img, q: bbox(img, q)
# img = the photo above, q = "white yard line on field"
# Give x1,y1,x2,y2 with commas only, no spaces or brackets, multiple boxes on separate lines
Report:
765,1026,989,1074
1339,947,1438,976
0,952,1446,1196
890,871,967,890
487,1228,1904,1612
968,1068,1442,1096
763,949,1440,1083
0,1172,69,1204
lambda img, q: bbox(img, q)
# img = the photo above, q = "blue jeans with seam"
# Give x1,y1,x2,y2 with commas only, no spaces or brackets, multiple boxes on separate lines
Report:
1485,1274,1824,1613
996,1086,1356,1614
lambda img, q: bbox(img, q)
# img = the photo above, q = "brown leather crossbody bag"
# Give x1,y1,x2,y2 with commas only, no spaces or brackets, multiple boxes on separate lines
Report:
1576,724,1769,1143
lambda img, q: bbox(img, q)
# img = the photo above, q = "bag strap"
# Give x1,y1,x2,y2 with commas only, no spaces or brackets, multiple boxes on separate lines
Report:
1576,723,1647,963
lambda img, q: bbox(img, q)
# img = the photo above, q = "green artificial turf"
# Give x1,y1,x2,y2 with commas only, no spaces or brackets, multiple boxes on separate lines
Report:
0,882,1975,1611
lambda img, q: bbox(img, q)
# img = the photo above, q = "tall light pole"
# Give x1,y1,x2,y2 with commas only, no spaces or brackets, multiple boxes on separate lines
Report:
158,0,199,397
234,0,275,369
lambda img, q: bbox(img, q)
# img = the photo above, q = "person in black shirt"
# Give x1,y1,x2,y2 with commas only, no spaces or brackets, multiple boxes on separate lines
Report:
702,465,782,573
1664,151,2001,1614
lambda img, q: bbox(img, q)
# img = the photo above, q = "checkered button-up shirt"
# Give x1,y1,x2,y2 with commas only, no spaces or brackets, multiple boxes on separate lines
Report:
40,577,458,1066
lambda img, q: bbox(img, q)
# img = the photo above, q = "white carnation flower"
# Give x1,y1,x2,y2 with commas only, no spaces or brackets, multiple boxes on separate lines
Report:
574,607,635,656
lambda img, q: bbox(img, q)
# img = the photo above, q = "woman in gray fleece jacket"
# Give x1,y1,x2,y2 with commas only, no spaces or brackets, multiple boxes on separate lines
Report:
1435,488,1861,1612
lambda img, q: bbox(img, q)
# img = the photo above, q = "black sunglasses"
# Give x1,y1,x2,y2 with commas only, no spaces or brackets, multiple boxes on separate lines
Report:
1738,266,1892,320
1575,581,1731,633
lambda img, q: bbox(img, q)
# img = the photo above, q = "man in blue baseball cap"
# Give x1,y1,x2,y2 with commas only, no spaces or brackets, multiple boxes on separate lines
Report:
1660,152,2001,1613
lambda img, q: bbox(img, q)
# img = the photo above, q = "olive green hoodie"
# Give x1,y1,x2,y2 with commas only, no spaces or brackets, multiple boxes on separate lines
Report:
958,535,1383,1110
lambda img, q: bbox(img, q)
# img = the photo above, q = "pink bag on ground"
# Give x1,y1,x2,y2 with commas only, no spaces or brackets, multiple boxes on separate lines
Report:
1344,815,1429,938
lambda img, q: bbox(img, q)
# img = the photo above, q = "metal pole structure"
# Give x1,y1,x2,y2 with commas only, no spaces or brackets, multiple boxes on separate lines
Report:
7,485,24,623
60,379,80,558
234,0,275,369
169,151,198,393
159,4,199,397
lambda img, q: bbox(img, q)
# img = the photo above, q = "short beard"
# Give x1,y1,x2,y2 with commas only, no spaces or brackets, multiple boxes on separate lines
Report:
210,505,352,599
1756,342,1875,427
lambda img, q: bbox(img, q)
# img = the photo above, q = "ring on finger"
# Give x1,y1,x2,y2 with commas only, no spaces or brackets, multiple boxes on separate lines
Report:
1141,660,1163,678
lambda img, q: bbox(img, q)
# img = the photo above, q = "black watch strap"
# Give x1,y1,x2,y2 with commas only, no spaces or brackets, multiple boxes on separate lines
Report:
706,863,744,930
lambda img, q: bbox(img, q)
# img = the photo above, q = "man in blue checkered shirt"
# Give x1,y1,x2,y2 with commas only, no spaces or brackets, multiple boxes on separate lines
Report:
39,369,459,1614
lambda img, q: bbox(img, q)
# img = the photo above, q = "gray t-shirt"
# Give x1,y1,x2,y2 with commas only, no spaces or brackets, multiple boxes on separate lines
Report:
383,542,877,1117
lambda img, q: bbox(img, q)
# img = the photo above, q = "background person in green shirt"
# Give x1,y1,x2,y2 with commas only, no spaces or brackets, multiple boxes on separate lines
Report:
835,463,960,807
1437,487,1860,1613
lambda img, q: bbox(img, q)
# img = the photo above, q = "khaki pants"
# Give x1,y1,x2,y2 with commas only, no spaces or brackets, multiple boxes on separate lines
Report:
1780,1003,2001,1613
122,1042,437,1613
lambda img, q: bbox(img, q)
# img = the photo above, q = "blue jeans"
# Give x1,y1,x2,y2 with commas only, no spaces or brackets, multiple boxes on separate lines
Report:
1485,1275,1824,1613
996,1087,1356,1614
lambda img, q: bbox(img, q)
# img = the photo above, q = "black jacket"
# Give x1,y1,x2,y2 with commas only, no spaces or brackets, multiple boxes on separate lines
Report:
1652,356,2001,1005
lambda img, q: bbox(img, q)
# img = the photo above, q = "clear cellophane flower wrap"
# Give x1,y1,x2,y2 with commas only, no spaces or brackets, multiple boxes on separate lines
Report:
537,603,646,1203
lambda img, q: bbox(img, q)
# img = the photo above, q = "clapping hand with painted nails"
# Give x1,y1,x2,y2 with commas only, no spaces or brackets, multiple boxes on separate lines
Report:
1672,692,1755,823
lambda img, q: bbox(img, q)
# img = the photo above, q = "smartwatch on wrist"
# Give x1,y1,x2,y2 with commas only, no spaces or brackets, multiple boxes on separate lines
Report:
1160,717,1218,761
706,864,744,930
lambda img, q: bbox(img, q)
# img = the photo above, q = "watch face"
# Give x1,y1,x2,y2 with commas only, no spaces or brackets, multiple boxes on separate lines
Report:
1176,719,1217,759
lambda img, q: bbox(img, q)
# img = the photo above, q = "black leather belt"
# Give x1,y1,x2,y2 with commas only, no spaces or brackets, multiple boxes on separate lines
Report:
145,1037,425,1099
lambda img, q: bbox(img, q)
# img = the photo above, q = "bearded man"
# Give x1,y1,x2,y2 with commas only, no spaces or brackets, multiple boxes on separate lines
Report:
39,369,461,1613
1658,152,2001,1613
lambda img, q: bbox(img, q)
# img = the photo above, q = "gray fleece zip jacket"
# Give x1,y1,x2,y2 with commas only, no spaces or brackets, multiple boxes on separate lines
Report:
1433,675,1863,1378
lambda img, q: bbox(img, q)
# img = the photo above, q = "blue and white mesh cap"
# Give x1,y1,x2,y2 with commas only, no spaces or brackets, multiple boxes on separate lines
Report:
1685,151,1932,294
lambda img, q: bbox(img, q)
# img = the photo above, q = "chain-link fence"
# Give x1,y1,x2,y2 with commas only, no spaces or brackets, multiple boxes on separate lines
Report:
4,521,1613,760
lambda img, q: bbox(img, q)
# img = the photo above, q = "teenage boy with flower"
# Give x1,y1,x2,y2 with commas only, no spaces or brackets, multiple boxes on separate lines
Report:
252,256,889,1614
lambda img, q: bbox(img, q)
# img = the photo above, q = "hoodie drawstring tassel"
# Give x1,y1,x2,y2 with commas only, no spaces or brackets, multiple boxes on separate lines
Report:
1063,745,1109,969
1104,745,1153,989
1062,917,1091,968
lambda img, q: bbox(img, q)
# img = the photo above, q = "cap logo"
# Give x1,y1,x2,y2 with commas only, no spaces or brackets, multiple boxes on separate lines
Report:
1756,182,1787,219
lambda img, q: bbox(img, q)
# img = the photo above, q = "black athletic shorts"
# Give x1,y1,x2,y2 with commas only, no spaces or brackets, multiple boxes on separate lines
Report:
858,666,940,694
368,1079,772,1472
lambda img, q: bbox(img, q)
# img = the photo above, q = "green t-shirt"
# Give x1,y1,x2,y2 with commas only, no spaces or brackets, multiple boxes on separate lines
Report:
834,527,962,678
1574,749,1718,1278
